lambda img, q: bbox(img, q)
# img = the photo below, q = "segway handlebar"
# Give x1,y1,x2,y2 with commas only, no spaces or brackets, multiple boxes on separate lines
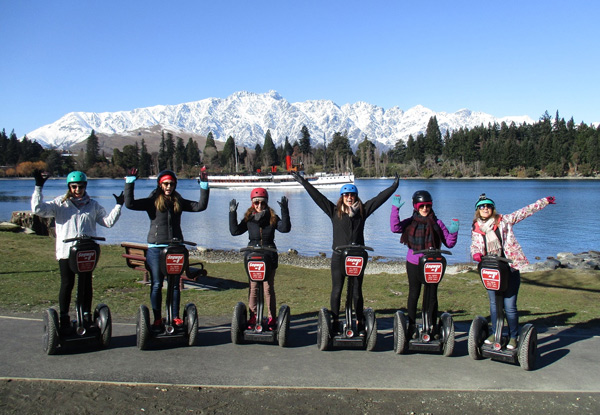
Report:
167,238,197,247
334,244,374,253
413,248,452,256
63,235,106,243
480,254,512,264
240,245,278,253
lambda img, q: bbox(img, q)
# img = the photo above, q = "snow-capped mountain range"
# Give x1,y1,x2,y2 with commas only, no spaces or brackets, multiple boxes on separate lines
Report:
26,90,534,150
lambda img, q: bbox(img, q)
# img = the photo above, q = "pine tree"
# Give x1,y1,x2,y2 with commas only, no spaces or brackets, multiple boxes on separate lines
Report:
175,137,186,172
221,136,236,171
139,139,152,176
424,116,443,160
84,130,100,169
185,138,201,167
262,130,278,168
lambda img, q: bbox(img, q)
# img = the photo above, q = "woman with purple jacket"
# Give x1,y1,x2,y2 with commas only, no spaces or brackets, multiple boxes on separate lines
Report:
390,190,459,338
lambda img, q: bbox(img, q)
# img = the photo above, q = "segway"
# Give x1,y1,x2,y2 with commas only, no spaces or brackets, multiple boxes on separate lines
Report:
42,235,111,355
467,255,537,371
317,244,377,351
231,245,291,347
136,239,199,350
393,248,455,356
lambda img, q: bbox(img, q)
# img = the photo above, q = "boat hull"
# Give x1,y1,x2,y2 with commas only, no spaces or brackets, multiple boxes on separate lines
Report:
207,174,354,189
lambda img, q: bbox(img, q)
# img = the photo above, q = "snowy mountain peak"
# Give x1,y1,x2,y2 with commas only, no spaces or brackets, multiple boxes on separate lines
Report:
25,91,534,150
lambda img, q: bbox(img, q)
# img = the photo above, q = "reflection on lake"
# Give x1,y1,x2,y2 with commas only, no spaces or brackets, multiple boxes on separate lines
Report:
1,178,598,265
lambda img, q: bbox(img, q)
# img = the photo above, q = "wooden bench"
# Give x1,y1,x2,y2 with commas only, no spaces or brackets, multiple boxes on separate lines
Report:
121,242,208,289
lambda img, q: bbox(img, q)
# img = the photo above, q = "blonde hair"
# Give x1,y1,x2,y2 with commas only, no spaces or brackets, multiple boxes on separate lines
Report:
335,196,364,218
155,191,182,213
473,207,500,225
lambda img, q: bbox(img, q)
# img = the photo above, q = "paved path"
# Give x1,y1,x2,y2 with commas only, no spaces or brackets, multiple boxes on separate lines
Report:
1,314,599,393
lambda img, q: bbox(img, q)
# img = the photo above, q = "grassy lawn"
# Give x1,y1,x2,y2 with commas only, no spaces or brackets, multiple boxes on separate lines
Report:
0,232,598,328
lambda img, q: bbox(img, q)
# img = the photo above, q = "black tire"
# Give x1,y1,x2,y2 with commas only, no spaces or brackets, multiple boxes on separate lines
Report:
364,308,377,351
95,304,112,349
277,305,291,347
185,303,198,347
43,308,59,355
519,325,538,371
317,308,331,351
136,305,151,350
231,302,246,345
440,313,455,357
393,311,408,355
468,316,488,360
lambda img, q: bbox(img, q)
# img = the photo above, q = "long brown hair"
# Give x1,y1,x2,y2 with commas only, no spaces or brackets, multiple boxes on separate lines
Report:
155,190,182,213
335,196,364,218
243,205,278,227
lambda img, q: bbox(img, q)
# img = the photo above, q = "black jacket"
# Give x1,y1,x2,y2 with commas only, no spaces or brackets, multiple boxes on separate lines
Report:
229,205,291,247
300,178,398,250
124,182,209,244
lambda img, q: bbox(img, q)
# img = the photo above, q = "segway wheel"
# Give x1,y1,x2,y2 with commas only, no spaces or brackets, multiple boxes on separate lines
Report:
317,308,332,351
231,302,246,345
185,303,198,347
136,305,151,350
440,312,455,357
95,304,112,349
364,308,377,351
277,304,291,347
393,311,408,355
468,316,488,360
43,308,60,355
519,325,538,371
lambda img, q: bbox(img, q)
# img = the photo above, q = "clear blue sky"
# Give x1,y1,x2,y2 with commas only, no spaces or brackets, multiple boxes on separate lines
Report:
1,1,598,137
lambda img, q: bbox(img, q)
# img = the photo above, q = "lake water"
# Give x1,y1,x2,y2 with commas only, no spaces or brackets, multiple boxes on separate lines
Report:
1,178,598,265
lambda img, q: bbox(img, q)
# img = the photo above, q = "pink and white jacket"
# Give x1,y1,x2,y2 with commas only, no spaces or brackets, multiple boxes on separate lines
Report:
470,198,551,270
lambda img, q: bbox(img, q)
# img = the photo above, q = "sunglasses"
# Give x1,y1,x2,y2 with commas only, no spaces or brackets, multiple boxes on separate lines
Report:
342,193,356,197
161,182,175,187
253,201,266,206
478,204,494,210
417,203,432,209
69,184,86,190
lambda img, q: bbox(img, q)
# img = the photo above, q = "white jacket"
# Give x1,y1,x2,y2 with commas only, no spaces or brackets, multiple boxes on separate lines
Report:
31,186,122,260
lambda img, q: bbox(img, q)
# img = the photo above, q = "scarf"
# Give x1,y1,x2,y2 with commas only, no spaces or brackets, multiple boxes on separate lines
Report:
400,211,443,251
477,218,502,255
70,193,90,210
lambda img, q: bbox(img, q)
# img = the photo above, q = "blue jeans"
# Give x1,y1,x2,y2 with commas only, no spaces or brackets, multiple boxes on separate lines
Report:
488,268,521,339
146,247,180,321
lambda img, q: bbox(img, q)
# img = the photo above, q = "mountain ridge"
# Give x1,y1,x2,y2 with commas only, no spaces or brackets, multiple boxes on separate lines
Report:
25,90,534,150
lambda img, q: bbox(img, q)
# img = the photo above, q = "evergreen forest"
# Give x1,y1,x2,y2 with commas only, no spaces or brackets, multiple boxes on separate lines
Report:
1,110,599,179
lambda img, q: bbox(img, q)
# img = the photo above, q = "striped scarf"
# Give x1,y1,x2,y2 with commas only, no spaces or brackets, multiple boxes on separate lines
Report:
400,211,443,251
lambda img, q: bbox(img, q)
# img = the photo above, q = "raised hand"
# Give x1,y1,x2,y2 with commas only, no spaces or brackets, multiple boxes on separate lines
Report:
278,196,288,210
229,199,239,212
546,196,556,204
113,191,124,205
447,218,460,234
33,170,49,187
290,171,305,184
392,194,404,209
199,166,208,182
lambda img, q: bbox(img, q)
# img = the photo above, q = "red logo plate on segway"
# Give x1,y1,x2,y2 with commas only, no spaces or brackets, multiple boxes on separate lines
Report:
76,250,97,273
166,253,185,275
424,262,443,283
345,256,364,277
481,268,501,290
247,261,266,281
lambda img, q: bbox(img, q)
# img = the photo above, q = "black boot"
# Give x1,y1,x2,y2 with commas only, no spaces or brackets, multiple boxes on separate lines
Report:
60,313,72,335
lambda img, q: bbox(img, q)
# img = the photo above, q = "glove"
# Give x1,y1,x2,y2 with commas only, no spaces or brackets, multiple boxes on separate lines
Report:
199,166,209,189
199,166,208,182
291,171,305,184
113,191,124,205
125,167,137,183
473,253,482,263
278,196,288,210
33,170,49,187
392,194,404,209
447,218,460,234
546,196,556,204
229,199,238,212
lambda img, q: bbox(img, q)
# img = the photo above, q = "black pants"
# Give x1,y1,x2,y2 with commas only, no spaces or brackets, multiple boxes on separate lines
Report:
330,251,365,323
406,261,438,326
58,259,93,317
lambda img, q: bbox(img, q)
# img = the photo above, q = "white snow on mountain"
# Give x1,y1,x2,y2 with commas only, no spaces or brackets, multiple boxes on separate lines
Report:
25,90,534,150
